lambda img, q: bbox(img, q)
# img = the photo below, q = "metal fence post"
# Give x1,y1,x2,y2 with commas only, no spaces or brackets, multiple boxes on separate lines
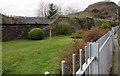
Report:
111,29,114,48
79,49,83,71
73,54,76,76
109,31,113,68
89,43,91,59
85,46,89,75
61,60,66,76
89,43,99,75
85,46,88,64
45,72,50,76
88,43,91,75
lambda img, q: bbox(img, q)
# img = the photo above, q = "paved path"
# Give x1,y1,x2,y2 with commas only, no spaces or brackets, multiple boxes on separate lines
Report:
110,29,120,75
118,30,120,46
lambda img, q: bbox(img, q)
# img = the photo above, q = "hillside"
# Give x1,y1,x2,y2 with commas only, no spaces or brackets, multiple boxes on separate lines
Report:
51,1,119,32
68,1,120,21
85,1,120,20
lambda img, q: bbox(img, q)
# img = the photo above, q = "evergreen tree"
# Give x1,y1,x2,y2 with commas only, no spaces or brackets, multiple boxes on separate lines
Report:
47,3,58,19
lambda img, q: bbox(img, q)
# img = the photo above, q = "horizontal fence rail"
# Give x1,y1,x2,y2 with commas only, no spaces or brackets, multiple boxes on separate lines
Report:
44,25,120,76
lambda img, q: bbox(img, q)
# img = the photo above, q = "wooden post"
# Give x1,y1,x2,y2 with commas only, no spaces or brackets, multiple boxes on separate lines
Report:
49,28,52,40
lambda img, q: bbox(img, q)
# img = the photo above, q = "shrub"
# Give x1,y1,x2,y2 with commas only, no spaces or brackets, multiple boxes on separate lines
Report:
83,26,111,42
71,30,85,39
100,23,111,29
56,21,71,35
58,40,86,74
98,16,106,19
28,28,44,40
83,27,102,42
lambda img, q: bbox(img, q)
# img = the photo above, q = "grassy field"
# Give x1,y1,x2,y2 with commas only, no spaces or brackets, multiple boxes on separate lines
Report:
2,36,73,74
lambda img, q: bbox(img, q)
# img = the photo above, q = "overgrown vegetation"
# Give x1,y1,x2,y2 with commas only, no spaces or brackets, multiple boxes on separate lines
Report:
56,21,71,35
71,30,85,39
28,28,44,40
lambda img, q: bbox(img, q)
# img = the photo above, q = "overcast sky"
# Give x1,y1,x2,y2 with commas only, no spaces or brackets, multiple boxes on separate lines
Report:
0,0,119,17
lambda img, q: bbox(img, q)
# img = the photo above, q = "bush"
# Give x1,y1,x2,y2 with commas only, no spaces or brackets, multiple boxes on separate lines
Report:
56,21,71,35
83,26,111,42
98,16,106,19
71,30,85,39
28,28,44,40
83,27,102,42
100,23,111,29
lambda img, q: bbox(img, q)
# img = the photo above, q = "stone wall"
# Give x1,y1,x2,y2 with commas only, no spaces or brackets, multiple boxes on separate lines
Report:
2,24,50,41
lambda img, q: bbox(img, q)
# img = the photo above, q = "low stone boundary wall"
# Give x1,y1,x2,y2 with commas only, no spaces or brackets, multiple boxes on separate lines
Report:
2,24,49,41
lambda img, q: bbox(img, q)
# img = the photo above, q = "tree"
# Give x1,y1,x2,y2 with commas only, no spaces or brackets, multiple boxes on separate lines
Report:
56,5,62,15
36,2,49,18
37,2,60,18
47,3,58,19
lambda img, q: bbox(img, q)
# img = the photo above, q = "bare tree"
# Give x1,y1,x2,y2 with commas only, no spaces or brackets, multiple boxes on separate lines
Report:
36,2,49,18
64,7,77,15
56,5,62,15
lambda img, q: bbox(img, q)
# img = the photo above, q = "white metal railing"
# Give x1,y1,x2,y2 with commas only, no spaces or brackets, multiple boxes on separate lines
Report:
76,25,119,75
44,25,120,76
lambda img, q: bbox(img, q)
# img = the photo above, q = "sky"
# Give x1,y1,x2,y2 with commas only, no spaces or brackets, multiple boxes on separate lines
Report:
0,0,119,17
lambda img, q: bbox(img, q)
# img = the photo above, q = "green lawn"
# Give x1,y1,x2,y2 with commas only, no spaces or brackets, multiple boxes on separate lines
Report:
2,36,73,74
